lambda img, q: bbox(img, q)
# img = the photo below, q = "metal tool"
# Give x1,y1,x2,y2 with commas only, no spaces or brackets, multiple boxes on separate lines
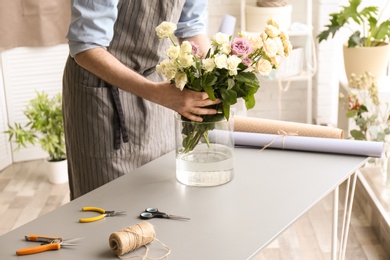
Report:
140,207,190,220
16,235,82,256
79,206,126,223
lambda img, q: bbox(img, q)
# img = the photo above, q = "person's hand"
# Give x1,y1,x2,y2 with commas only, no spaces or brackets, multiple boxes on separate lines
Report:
153,82,221,122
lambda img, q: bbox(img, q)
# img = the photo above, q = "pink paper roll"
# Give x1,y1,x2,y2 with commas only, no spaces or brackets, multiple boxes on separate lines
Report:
234,116,344,139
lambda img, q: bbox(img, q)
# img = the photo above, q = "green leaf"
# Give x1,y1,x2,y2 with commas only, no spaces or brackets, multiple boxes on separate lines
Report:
243,94,256,110
350,129,366,140
348,31,364,47
220,89,237,105
203,84,216,101
346,110,357,118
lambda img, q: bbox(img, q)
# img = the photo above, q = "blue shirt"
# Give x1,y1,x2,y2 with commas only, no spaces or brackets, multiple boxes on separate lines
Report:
67,0,208,57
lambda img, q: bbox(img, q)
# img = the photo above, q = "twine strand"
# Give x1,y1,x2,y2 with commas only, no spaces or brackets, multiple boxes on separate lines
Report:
260,130,298,151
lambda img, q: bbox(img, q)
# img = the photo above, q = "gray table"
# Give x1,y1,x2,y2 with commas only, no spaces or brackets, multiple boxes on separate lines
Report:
0,148,367,259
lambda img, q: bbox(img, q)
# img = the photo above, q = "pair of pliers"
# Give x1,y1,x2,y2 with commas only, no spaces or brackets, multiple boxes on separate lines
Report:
79,206,126,223
16,235,82,256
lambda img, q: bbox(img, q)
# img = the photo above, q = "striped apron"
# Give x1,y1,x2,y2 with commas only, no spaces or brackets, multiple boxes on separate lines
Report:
63,0,186,200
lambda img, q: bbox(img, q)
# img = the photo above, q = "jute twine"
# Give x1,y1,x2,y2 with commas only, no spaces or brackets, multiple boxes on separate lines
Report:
109,221,171,259
260,130,297,151
256,0,288,7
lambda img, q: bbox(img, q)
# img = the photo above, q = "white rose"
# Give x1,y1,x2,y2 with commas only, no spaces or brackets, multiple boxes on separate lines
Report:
265,25,281,38
221,43,231,55
280,31,289,41
166,46,180,59
156,59,177,80
179,53,193,68
283,40,292,56
263,38,278,58
180,41,192,54
213,32,230,45
274,37,285,56
255,58,272,76
267,18,280,29
202,58,215,72
238,32,248,38
249,35,263,49
175,72,188,90
155,21,176,39
227,55,241,75
214,54,228,69
270,55,282,67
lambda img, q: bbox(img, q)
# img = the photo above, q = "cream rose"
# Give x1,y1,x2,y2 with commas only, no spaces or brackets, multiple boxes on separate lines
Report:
267,18,280,29
221,43,231,55
179,53,193,68
214,54,228,69
263,38,278,58
180,41,192,54
255,58,272,76
156,59,177,80
166,46,180,59
227,55,242,76
175,72,188,90
213,32,230,46
249,35,263,49
265,25,281,38
155,22,176,39
202,58,215,72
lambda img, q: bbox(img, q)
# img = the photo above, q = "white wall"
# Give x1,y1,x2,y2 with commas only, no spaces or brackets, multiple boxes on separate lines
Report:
0,45,68,169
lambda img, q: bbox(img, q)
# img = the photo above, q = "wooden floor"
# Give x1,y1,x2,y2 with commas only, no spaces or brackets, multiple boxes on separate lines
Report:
0,160,388,259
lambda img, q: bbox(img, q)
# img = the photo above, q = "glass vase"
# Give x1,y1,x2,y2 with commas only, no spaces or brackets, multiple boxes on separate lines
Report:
174,113,234,187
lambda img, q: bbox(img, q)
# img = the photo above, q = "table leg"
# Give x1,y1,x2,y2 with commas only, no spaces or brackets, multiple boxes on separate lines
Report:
331,171,358,260
339,171,358,260
331,186,339,260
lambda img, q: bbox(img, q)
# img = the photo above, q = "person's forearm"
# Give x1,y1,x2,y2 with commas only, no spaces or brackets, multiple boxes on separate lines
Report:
74,47,160,102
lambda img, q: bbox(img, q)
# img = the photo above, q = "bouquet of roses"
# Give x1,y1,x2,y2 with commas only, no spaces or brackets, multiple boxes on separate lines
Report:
155,19,292,153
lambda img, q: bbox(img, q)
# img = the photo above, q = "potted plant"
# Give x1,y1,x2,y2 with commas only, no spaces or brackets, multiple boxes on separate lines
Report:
317,0,390,83
4,90,67,184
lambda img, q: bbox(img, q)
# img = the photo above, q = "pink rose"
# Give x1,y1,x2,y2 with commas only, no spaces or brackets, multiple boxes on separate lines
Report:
231,37,254,56
190,41,201,57
241,56,253,67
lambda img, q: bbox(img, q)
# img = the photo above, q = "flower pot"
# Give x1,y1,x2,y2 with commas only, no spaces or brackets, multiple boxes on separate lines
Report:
174,113,234,187
245,4,292,32
45,159,68,184
343,43,390,85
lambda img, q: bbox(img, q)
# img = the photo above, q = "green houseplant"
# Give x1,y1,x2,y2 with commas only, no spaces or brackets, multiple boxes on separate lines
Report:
317,0,390,47
5,91,66,162
317,0,390,83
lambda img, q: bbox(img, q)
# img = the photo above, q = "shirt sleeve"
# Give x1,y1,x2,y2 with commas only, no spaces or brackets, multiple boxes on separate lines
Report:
175,0,208,39
66,0,118,57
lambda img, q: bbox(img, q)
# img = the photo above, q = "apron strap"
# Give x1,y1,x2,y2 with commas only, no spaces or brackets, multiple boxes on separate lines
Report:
109,85,129,150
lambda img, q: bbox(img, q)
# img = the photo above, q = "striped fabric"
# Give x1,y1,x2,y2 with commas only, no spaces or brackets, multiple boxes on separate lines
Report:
62,0,185,200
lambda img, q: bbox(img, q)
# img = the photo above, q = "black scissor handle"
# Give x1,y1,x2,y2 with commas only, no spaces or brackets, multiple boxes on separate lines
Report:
140,208,166,219
145,207,159,213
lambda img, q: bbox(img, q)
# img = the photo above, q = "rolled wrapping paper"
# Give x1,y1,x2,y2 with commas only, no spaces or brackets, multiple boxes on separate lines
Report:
232,131,384,158
109,221,156,256
233,116,344,139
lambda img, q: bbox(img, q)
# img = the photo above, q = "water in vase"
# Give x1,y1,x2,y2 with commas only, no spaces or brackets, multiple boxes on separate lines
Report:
176,143,234,186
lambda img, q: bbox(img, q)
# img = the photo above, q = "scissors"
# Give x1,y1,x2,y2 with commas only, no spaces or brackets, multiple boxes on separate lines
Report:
139,207,190,220
16,234,82,256
79,206,126,223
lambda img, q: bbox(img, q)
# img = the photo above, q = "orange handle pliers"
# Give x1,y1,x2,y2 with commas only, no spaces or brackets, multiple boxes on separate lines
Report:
16,234,82,256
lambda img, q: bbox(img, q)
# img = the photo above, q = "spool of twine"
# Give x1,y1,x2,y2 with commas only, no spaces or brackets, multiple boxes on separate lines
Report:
256,0,288,7
109,221,156,256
